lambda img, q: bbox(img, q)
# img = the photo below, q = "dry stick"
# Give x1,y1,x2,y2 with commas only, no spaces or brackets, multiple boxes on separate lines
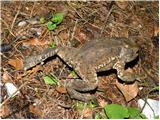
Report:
11,6,20,30
100,7,113,37
29,2,36,18
0,18,16,37
70,19,78,42
0,81,28,108
68,3,103,34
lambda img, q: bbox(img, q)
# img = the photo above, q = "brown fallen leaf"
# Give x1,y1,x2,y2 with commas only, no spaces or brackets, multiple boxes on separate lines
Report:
75,27,87,43
154,25,159,36
98,98,108,108
116,80,139,102
56,86,67,94
29,104,42,117
0,104,11,117
80,108,93,119
23,38,50,46
115,1,128,9
2,71,12,82
8,58,23,70
27,65,42,74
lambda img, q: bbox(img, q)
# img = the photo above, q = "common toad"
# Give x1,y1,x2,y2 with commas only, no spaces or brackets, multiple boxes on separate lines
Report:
24,37,139,102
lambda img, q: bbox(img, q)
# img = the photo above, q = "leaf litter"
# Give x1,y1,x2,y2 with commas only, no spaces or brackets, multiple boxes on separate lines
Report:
1,1,159,119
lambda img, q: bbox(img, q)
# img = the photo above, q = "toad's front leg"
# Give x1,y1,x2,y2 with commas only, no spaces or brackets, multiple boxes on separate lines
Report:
113,61,137,82
24,48,59,70
24,47,75,70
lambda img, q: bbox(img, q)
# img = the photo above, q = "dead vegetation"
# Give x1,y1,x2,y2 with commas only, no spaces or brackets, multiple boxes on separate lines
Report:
1,1,159,119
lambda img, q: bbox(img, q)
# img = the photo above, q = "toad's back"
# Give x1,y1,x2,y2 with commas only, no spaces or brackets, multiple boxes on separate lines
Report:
74,38,126,65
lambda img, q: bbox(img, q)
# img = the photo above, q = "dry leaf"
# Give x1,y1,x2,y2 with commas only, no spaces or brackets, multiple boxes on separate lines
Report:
29,104,42,117
8,58,23,70
116,80,139,102
154,25,159,36
98,98,108,108
75,28,87,43
0,104,11,117
115,1,128,9
56,86,67,94
2,71,12,82
82,108,93,118
27,65,42,74
23,38,50,46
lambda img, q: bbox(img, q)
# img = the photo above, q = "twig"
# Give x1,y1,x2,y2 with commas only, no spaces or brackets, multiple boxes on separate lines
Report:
11,5,20,30
70,19,78,42
29,2,36,18
0,18,16,37
100,7,114,37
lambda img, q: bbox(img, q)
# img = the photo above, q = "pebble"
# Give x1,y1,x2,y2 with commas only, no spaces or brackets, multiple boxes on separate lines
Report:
5,82,20,97
18,20,27,27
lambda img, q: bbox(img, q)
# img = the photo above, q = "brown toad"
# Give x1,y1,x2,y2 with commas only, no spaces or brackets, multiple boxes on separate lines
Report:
24,37,139,102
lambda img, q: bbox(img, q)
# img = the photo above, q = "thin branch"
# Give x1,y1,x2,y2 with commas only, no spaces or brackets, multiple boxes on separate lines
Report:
100,7,114,37
0,18,16,37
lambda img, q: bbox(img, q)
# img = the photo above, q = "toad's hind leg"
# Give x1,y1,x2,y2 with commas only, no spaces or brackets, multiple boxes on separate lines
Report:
71,65,98,91
66,65,98,101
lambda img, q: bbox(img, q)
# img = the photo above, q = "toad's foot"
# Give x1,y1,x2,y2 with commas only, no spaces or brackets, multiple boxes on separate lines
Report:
113,61,138,82
67,87,95,102
117,69,139,82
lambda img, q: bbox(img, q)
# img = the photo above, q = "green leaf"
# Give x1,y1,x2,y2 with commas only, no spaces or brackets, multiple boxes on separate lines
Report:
50,40,57,48
128,107,143,119
51,12,64,25
40,16,46,24
154,115,159,119
43,75,59,85
140,113,148,119
47,21,56,31
104,104,129,119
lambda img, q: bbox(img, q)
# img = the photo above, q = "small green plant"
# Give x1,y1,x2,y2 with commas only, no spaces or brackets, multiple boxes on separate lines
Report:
47,12,64,31
89,99,98,108
70,71,78,78
39,16,46,24
104,104,147,119
76,101,86,110
50,40,57,48
51,12,64,25
75,99,97,111
47,21,57,31
43,74,59,85
39,12,64,31
94,110,107,119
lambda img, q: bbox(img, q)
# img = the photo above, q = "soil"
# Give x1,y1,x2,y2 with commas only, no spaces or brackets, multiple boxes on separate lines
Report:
1,1,159,119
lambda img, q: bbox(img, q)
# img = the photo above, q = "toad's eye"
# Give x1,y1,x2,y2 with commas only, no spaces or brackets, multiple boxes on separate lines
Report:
125,44,129,48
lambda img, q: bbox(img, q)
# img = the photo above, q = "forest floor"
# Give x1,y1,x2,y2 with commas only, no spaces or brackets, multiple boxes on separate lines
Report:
1,1,159,119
